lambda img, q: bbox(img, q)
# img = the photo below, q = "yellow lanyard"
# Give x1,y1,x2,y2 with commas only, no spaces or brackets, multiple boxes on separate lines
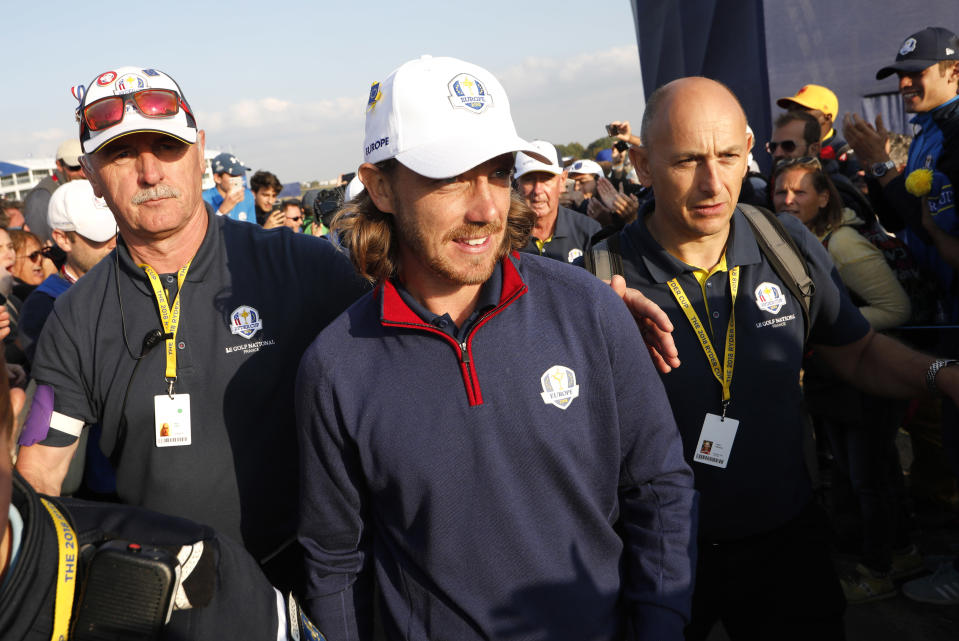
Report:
141,262,191,397
40,498,78,641
666,266,739,418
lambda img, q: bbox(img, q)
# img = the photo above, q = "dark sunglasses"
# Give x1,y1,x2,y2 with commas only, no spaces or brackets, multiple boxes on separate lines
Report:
80,89,193,132
765,140,799,154
287,215,303,222
18,248,52,263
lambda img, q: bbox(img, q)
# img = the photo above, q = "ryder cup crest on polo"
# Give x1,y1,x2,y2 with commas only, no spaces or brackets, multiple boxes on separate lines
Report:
363,55,545,179
74,65,198,154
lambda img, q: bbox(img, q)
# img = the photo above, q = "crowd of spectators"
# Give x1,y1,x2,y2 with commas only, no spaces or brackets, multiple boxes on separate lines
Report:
0,25,958,641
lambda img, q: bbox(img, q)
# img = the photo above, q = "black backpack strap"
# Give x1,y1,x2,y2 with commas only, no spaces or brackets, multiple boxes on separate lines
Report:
584,233,624,281
739,204,815,344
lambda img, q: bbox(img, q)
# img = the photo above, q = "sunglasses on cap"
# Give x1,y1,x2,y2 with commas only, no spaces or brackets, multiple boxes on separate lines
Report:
765,140,799,154
774,156,822,171
79,88,194,133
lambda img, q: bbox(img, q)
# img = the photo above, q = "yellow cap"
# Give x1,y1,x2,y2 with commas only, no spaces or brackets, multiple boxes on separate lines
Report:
776,84,838,120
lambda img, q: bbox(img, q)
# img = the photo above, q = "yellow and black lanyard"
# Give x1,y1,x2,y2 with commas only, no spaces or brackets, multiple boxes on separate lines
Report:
140,262,191,397
40,498,78,641
666,265,739,420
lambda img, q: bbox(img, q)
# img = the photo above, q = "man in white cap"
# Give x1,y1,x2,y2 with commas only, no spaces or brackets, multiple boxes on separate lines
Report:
23,139,87,243
19,180,117,362
567,158,605,213
296,55,695,641
15,65,368,592
515,140,600,263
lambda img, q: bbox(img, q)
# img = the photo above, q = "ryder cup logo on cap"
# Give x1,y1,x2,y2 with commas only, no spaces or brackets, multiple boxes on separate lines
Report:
877,27,959,79
75,65,198,154
515,141,562,179
363,55,546,179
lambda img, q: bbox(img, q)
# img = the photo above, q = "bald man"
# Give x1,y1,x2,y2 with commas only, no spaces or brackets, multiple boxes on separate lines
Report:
590,76,959,639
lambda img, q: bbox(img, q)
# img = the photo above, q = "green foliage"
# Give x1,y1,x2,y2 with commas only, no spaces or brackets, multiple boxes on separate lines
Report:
584,136,617,160
556,137,617,162
554,142,585,161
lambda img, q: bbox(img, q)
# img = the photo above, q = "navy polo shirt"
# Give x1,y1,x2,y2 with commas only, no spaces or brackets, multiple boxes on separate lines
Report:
603,204,869,540
520,206,602,264
31,210,370,560
394,262,502,341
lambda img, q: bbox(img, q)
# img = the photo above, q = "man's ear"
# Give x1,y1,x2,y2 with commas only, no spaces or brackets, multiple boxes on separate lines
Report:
949,61,959,86
50,229,72,253
359,163,396,214
79,155,103,198
742,129,755,179
629,146,652,186
195,130,207,178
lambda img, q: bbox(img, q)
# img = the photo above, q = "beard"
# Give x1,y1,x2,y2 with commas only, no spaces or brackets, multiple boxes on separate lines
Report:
394,211,507,287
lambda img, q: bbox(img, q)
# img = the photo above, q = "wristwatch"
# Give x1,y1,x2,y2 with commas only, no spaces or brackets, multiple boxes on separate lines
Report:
926,359,959,395
869,160,896,179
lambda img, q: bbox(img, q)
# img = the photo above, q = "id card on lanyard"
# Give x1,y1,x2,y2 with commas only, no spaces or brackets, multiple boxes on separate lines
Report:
141,262,193,448
667,266,741,468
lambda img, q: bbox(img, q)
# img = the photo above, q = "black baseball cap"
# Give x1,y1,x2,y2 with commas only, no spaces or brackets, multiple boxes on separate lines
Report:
877,27,959,79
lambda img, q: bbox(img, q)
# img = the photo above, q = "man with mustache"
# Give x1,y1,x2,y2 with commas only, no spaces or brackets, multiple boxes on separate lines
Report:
515,140,601,263
296,55,696,641
14,66,368,592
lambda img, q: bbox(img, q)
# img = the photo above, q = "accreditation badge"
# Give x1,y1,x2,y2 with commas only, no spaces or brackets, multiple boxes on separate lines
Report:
693,413,739,468
154,394,192,447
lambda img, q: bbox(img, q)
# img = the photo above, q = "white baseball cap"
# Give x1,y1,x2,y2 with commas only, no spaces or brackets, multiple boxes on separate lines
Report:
75,66,198,154
344,175,365,202
56,140,83,167
514,140,563,179
363,55,545,179
568,159,605,179
47,180,117,243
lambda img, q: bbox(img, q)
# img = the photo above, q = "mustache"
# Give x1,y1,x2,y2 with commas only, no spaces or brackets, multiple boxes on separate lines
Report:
442,222,503,243
132,184,181,204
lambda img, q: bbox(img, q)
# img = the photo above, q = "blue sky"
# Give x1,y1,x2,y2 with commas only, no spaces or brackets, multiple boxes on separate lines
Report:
2,1,645,183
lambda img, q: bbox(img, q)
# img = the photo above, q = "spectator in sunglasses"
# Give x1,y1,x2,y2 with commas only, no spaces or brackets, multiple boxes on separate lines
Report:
8,231,55,300
23,140,87,244
767,111,821,163
274,200,303,232
19,180,117,365
776,84,862,182
770,112,876,224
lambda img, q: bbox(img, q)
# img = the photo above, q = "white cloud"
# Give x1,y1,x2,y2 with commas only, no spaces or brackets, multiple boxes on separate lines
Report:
199,95,364,133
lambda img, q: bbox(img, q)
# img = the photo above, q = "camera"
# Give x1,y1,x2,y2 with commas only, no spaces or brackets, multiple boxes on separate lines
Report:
614,140,630,152
72,540,179,640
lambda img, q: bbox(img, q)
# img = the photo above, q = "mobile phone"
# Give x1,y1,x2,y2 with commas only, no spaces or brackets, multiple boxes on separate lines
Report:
72,540,179,640
606,124,621,136
229,176,244,190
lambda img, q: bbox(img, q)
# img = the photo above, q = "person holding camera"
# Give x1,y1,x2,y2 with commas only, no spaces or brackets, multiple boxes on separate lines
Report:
202,152,256,223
